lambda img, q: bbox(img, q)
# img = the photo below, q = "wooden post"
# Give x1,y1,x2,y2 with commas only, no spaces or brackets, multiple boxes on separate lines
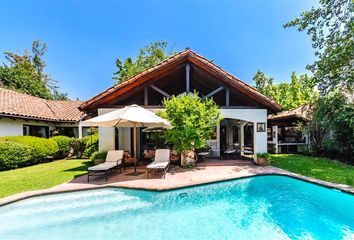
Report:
144,87,148,106
186,64,190,93
133,123,137,172
225,88,230,107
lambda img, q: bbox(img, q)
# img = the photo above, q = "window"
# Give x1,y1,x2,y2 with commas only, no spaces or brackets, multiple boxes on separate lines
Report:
56,127,78,138
23,125,49,138
209,127,217,140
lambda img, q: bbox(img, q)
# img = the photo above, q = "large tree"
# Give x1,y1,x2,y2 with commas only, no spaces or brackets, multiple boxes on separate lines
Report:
284,0,353,93
113,41,174,84
253,70,317,110
0,41,67,100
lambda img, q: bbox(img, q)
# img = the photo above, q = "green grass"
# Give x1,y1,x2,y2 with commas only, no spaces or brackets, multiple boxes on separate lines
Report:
0,159,92,198
269,154,354,187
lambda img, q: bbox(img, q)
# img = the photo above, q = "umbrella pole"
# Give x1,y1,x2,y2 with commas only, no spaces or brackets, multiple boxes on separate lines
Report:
133,124,137,172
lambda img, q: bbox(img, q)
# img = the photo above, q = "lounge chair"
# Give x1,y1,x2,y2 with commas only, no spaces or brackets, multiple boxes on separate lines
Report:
146,149,170,179
87,150,124,182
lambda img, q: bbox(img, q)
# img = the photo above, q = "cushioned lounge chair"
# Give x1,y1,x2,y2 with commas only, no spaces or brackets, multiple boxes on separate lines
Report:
146,149,170,179
87,150,124,182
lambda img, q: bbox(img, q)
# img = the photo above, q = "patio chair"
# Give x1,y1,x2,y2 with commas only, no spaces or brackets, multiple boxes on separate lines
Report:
87,150,124,182
146,149,170,179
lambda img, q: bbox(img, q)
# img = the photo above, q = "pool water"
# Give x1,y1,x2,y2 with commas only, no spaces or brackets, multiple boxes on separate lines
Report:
0,175,353,240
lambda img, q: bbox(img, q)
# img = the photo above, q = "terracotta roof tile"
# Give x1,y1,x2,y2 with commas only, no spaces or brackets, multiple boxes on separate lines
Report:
268,104,312,121
0,88,84,122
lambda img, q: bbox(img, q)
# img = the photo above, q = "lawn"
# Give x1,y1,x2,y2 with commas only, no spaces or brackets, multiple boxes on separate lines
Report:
0,159,92,198
269,154,354,187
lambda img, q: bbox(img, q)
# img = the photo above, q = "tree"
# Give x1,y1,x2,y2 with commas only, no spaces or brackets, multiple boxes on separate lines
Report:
159,92,222,167
284,0,354,93
253,70,317,110
113,41,174,84
315,92,354,163
0,40,67,100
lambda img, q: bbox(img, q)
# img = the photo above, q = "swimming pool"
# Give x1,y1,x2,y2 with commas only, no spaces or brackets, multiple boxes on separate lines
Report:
0,175,353,239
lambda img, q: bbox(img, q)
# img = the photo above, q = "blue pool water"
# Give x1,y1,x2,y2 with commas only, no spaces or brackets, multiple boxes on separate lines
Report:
0,175,353,240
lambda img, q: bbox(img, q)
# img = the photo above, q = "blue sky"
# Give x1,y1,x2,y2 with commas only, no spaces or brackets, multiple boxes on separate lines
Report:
0,0,317,100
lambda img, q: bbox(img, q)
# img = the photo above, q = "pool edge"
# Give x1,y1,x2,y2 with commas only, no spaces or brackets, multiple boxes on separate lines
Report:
1,170,353,207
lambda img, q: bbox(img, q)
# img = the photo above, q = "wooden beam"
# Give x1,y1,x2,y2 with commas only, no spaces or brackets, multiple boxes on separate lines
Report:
150,84,171,98
225,88,230,106
185,63,190,93
144,86,148,106
204,86,224,98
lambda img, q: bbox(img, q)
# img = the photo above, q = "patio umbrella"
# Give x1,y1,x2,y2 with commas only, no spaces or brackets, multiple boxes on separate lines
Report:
83,104,172,171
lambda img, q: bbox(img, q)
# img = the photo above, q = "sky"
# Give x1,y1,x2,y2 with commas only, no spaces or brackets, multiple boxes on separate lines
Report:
0,0,317,100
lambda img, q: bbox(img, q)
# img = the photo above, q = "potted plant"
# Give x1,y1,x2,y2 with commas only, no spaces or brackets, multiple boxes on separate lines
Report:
158,92,223,167
256,153,269,166
90,151,107,165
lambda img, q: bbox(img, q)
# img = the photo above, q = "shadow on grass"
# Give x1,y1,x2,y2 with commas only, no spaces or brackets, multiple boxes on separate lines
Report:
62,160,93,178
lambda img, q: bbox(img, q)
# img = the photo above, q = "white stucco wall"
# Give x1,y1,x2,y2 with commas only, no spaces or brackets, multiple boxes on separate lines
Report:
0,118,56,137
97,107,268,155
97,108,116,151
0,118,24,136
220,108,268,154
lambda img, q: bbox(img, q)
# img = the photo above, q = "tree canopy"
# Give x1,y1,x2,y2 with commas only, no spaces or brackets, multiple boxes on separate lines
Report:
253,70,317,110
0,41,67,100
284,0,353,94
303,92,354,163
113,41,174,84
158,92,222,167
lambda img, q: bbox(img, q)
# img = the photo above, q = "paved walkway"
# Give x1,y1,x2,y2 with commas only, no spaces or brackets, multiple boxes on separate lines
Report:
1,159,353,206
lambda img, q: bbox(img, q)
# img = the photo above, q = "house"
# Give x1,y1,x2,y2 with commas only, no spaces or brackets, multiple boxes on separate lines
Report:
267,104,312,153
0,88,88,138
80,49,282,157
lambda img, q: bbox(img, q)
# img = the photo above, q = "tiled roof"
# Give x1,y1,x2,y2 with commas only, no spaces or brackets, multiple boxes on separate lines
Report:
0,88,84,122
80,49,282,112
268,104,312,121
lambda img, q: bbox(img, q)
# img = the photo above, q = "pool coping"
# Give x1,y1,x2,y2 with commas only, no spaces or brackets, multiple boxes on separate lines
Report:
1,167,353,207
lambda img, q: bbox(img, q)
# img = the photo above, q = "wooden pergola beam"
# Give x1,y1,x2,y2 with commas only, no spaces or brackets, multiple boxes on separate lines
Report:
150,84,171,98
204,86,224,98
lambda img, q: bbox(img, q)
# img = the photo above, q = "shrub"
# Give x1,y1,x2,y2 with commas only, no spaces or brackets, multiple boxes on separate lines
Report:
83,133,99,157
69,138,86,158
0,136,59,170
90,151,107,161
256,153,270,159
159,92,222,167
52,136,71,159
0,136,58,164
0,141,32,170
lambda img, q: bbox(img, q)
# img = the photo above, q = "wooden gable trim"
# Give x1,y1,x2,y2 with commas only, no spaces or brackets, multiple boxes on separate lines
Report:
80,49,282,112
186,54,280,111
82,55,187,111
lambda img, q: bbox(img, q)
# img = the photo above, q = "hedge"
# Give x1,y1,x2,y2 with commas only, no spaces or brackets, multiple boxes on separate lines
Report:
0,141,32,170
0,134,100,171
90,150,107,161
83,133,99,157
52,136,71,159
0,136,59,170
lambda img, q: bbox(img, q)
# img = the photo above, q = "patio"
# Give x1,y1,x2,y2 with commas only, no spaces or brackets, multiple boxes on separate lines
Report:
51,158,277,191
50,158,354,194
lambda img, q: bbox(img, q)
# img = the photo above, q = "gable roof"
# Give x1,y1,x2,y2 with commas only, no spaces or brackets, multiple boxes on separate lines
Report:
268,104,312,122
80,49,282,112
0,88,84,122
